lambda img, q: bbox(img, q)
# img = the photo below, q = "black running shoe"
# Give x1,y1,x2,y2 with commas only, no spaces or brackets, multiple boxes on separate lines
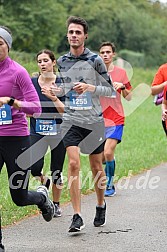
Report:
0,244,5,252
53,203,62,217
37,185,55,222
93,201,106,227
69,214,85,232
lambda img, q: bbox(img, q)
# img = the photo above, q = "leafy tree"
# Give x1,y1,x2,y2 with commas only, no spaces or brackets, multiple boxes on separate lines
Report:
0,0,167,66
1,0,67,53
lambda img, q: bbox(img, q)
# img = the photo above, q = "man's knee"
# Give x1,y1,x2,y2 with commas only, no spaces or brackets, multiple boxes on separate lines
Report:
69,159,80,172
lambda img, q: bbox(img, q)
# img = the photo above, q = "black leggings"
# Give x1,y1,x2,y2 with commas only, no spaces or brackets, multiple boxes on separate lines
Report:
0,136,45,206
162,120,167,136
30,135,66,184
0,136,46,243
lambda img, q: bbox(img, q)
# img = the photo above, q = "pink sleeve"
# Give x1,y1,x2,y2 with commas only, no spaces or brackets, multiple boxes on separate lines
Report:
16,68,41,116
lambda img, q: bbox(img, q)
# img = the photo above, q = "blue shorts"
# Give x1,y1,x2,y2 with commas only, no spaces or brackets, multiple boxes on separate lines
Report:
105,125,124,143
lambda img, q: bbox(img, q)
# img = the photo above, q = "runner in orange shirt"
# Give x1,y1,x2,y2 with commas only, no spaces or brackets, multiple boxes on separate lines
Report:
99,42,132,196
151,63,167,135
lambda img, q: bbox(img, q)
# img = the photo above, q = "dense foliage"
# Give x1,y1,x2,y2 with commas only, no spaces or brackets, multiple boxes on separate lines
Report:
0,0,167,66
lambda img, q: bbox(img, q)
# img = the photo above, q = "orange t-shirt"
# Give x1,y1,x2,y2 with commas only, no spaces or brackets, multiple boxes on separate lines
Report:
152,63,167,86
100,66,132,127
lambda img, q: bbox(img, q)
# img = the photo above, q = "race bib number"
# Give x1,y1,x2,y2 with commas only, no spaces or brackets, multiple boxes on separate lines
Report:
0,104,12,125
69,91,92,110
35,119,57,135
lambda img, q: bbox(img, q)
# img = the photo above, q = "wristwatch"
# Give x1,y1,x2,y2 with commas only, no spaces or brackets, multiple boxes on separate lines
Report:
120,86,126,90
8,97,15,106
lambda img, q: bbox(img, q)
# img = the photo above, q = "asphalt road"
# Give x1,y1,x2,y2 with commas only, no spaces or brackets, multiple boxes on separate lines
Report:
2,163,167,252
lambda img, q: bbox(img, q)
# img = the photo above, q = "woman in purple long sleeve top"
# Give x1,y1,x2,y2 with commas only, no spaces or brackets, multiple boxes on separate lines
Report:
0,26,54,252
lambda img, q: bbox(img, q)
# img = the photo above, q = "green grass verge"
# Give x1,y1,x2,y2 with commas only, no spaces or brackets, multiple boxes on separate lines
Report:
1,66,166,227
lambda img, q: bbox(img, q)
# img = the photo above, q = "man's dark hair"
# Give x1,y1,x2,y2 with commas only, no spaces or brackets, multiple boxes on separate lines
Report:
66,16,88,34
99,42,116,53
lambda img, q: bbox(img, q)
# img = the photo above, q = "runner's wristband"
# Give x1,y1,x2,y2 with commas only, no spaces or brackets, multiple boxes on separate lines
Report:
8,97,15,106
